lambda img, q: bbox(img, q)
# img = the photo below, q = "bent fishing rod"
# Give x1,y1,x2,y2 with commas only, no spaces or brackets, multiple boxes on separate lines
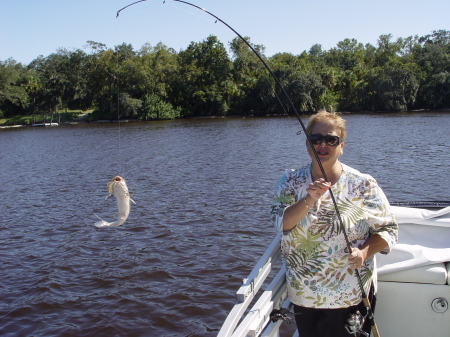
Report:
117,2,380,336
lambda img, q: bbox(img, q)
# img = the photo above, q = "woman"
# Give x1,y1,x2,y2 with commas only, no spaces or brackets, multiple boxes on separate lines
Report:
271,111,398,337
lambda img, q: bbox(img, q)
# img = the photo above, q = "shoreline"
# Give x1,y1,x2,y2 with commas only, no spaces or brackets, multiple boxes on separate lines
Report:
1,109,449,129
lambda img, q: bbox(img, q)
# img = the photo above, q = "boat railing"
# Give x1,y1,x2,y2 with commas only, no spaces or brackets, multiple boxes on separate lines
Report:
218,232,293,337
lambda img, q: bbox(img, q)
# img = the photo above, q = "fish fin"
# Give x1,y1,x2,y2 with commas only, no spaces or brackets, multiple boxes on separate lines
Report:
130,198,136,204
105,193,114,200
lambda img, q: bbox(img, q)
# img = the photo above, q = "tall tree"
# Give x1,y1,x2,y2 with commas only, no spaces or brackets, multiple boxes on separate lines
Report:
0,59,29,117
374,34,402,67
177,35,232,116
86,48,118,118
366,62,419,111
414,30,450,108
229,36,267,113
28,52,67,114
325,38,365,71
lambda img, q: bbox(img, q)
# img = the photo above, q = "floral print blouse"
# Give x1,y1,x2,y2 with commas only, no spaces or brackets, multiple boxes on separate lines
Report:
271,163,398,308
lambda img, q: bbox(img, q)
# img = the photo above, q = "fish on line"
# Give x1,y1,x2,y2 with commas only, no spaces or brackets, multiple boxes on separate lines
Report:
94,176,136,228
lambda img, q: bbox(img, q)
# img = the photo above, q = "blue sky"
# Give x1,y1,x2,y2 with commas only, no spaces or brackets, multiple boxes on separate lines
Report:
1,0,449,64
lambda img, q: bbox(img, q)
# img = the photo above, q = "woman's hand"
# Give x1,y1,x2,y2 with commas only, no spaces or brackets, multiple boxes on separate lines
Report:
348,236,389,269
282,178,329,232
306,178,331,201
348,247,367,269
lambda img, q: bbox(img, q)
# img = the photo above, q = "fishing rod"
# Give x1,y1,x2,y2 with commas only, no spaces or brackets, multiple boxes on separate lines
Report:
117,2,380,336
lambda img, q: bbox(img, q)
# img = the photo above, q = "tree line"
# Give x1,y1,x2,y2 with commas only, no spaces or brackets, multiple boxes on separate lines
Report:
1,30,449,121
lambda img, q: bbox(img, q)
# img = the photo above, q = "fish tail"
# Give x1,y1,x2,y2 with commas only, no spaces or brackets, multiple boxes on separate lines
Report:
94,213,115,228
107,220,123,227
94,220,112,228
94,214,124,228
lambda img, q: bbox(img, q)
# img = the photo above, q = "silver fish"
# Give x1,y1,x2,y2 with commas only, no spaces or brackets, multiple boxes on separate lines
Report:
94,176,135,228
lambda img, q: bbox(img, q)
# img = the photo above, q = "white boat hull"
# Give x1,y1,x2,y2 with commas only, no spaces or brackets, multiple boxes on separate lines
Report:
377,280,450,337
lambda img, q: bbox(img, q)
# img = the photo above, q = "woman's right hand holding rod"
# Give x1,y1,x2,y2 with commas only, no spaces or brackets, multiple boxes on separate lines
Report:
306,177,331,202
282,178,331,231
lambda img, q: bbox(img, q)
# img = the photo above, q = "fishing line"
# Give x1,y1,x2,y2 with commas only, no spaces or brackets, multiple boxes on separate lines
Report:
117,55,123,176
115,13,123,176
165,1,216,24
116,2,380,336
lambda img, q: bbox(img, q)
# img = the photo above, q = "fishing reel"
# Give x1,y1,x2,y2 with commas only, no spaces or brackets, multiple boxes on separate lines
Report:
269,308,296,325
345,310,369,337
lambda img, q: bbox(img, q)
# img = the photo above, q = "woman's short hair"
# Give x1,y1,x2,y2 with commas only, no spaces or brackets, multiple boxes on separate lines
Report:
306,110,347,141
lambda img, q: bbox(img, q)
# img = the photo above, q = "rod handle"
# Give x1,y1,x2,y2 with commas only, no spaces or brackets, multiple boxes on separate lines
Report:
371,323,381,337
362,297,381,337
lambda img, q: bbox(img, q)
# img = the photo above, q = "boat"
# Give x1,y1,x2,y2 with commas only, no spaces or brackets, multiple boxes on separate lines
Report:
0,125,25,129
218,201,450,337
32,123,59,127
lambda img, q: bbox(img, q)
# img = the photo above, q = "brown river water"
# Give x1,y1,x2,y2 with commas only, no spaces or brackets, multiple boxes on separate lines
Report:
1,113,449,336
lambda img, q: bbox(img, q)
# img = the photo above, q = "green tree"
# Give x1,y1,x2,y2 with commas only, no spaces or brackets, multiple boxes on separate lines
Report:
177,35,232,116
86,48,118,118
2,30,449,121
115,43,136,63
0,59,29,117
325,38,365,71
268,53,326,114
27,48,90,114
321,39,368,111
64,49,90,110
28,52,67,114
139,93,180,120
22,73,42,114
413,30,450,108
285,71,326,112
229,36,267,114
121,42,178,101
374,34,402,67
366,62,419,111
118,92,141,118
420,71,450,108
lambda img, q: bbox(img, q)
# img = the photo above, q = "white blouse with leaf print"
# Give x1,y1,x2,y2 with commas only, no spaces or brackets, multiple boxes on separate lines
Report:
271,163,398,308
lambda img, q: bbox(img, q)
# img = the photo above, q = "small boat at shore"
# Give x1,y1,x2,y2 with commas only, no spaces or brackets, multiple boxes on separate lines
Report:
218,201,450,337
32,123,59,127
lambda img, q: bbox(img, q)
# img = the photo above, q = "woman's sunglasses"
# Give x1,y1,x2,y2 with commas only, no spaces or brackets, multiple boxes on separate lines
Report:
309,133,342,146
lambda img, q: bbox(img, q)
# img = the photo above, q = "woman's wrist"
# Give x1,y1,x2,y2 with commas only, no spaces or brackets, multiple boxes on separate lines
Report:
283,194,313,231
303,194,313,209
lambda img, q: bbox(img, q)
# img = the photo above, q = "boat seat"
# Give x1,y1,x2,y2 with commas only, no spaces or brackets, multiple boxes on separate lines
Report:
378,262,447,285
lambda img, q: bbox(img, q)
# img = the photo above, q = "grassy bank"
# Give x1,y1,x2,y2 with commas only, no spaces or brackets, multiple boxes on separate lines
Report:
0,110,92,126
